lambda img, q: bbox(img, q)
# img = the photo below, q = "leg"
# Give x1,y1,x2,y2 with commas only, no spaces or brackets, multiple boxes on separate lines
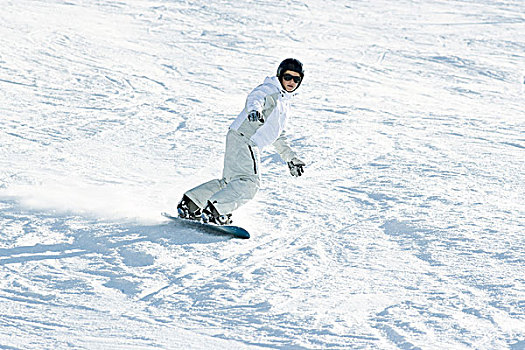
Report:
184,178,227,210
207,130,261,215
208,176,259,215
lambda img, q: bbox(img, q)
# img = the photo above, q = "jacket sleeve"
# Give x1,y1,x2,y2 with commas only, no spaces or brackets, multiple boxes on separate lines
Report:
272,130,297,163
245,84,270,113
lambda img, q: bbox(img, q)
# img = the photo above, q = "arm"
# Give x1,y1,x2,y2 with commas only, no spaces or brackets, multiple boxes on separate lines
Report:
245,85,268,114
273,131,305,177
272,131,297,163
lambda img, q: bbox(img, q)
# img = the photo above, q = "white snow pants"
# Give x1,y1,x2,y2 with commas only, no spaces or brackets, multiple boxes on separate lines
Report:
184,129,261,215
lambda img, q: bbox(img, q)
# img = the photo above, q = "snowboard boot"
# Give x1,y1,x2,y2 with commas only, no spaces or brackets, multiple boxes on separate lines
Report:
201,201,232,225
177,195,202,220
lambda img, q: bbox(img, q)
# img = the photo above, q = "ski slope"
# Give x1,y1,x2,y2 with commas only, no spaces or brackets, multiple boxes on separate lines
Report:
0,0,524,348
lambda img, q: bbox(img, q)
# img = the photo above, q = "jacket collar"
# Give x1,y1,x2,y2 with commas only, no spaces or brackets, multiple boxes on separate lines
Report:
265,76,298,98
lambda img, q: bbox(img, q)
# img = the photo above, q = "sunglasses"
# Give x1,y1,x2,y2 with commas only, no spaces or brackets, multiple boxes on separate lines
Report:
282,74,302,83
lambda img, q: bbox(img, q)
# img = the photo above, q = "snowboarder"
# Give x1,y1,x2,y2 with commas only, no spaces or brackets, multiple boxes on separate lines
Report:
177,58,306,225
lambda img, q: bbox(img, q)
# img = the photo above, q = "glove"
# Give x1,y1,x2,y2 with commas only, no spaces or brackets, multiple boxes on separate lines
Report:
247,110,264,123
287,157,305,177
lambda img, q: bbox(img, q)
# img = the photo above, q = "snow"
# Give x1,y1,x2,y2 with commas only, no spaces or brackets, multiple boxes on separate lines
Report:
0,0,524,348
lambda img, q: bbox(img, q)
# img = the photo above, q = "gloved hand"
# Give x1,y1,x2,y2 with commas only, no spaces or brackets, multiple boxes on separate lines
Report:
288,157,305,177
247,110,264,123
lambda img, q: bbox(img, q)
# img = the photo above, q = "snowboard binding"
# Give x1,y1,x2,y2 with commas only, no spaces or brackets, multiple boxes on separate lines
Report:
201,201,232,226
177,195,202,220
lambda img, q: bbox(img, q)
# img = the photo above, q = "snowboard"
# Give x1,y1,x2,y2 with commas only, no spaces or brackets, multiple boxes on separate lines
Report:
161,212,250,239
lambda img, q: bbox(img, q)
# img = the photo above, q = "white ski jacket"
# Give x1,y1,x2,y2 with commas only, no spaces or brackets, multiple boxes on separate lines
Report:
229,76,297,162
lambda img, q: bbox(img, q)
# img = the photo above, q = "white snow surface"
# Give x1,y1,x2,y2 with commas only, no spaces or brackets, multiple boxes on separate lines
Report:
0,0,524,349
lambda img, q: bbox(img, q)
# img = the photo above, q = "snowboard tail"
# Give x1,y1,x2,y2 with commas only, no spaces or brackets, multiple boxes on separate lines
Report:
161,212,250,239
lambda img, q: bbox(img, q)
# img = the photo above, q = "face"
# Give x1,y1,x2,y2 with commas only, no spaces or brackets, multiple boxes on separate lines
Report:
280,70,302,92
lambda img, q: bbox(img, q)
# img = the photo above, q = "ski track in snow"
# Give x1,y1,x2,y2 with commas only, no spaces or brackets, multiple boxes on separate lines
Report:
0,0,524,349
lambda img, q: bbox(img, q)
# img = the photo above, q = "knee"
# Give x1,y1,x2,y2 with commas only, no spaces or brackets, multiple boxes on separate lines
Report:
234,177,260,198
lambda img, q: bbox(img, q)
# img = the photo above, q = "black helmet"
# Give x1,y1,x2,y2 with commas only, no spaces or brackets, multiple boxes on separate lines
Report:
277,58,304,78
277,58,304,91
